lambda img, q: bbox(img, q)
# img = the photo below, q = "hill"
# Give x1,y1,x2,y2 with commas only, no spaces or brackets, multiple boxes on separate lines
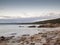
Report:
33,18,60,24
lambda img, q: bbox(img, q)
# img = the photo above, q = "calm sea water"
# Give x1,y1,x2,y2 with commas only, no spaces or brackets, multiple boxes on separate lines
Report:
0,24,60,36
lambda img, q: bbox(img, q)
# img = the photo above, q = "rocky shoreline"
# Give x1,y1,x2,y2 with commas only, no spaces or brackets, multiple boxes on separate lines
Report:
0,30,60,45
28,23,60,28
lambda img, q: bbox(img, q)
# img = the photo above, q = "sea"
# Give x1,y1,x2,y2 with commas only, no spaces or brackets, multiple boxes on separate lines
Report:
0,24,60,37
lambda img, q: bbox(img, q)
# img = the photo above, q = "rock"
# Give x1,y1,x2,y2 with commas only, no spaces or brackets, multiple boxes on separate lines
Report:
0,36,5,41
28,26,36,28
0,30,60,45
30,43,35,45
38,23,60,28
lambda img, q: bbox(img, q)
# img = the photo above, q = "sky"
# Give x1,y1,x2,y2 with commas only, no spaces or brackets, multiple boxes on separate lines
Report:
0,0,60,19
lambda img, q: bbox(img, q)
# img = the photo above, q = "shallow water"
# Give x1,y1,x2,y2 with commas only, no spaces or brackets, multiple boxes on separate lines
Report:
0,24,60,36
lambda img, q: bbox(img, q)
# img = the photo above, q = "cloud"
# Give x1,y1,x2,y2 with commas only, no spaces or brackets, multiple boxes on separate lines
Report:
0,12,60,23
0,16,11,19
0,13,60,23
0,12,60,19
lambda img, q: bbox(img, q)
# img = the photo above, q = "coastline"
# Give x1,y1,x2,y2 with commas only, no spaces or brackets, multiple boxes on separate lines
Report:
0,27,60,45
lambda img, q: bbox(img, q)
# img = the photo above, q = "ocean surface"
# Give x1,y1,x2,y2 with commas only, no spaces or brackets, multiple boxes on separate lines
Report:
0,24,60,36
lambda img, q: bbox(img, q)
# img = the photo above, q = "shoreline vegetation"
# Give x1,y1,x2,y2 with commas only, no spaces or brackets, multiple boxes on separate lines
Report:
0,30,60,45
31,18,60,28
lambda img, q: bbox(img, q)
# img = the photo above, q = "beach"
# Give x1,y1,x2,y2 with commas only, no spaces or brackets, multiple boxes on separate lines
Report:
0,25,60,45
0,29,60,45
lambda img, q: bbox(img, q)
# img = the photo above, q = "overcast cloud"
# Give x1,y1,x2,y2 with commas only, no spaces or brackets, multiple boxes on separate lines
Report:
0,0,60,22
